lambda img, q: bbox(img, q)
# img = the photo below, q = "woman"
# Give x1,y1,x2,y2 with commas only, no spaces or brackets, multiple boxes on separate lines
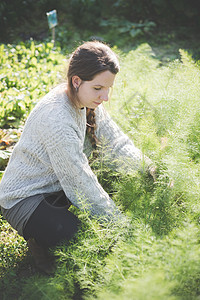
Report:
0,41,154,274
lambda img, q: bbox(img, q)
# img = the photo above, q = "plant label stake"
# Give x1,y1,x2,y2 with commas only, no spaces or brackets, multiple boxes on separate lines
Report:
46,10,58,47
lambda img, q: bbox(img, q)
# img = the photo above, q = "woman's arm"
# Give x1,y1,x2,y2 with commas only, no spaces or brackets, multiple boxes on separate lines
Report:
39,115,120,220
95,104,154,174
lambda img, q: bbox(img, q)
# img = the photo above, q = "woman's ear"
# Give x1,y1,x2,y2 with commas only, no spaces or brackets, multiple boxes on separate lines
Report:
72,76,82,89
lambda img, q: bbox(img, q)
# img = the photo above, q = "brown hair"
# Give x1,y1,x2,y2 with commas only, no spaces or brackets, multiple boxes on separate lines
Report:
67,41,120,150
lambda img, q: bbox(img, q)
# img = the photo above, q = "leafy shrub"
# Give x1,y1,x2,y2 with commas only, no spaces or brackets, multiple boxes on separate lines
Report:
1,0,200,44
0,42,65,128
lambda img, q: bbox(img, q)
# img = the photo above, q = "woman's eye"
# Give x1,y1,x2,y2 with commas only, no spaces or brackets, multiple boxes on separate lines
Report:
94,87,101,91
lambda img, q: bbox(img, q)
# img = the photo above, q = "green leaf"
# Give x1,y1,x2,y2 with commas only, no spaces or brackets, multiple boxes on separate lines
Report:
130,28,142,38
0,150,11,169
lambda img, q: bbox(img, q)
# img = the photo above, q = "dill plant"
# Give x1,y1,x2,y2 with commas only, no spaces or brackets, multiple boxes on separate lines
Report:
96,45,200,300
20,205,129,300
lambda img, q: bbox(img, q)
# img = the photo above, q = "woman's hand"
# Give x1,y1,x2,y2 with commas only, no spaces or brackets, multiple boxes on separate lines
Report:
149,165,157,182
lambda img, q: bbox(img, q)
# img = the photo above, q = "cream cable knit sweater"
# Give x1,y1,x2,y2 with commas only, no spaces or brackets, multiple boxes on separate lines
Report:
0,84,152,218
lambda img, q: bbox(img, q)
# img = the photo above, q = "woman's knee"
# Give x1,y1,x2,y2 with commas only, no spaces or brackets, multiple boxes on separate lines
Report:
23,200,80,248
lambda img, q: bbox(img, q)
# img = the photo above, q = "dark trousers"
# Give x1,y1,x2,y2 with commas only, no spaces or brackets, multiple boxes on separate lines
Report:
23,191,80,248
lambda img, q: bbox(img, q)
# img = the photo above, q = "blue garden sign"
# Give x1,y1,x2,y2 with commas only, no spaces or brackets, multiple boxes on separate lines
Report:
46,10,58,29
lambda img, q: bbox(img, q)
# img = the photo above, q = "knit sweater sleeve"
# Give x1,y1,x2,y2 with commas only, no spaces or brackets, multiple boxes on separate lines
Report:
95,104,153,173
38,110,119,219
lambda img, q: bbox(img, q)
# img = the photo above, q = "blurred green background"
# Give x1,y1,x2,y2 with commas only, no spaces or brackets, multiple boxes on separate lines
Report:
1,0,200,56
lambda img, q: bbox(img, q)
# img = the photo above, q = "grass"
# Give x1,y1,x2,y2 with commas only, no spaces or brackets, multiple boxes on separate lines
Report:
0,35,200,299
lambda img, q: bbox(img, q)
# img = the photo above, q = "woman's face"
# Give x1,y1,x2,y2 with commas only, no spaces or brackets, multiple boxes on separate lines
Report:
72,70,116,109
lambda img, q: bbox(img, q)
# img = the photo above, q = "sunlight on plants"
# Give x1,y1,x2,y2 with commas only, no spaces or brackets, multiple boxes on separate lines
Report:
0,41,200,299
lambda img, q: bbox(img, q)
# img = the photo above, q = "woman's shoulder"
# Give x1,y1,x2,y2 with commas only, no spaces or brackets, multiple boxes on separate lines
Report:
23,84,78,132
39,83,69,107
30,84,74,117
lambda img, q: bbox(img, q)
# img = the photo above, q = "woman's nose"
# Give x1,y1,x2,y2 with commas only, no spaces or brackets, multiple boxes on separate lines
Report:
100,90,109,102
